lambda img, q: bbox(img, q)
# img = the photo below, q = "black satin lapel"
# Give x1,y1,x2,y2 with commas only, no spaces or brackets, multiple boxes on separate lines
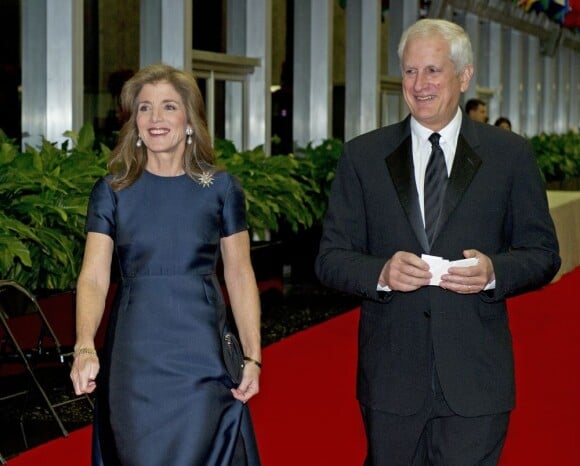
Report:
436,134,482,238
386,136,430,252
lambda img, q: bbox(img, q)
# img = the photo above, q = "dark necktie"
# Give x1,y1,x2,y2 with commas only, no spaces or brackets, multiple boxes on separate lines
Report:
424,132,448,245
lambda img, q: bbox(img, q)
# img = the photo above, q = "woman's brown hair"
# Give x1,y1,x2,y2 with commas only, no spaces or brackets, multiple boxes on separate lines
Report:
108,64,215,190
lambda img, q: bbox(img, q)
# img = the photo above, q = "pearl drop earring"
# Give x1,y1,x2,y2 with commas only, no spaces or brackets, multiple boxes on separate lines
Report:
136,137,142,147
186,127,193,145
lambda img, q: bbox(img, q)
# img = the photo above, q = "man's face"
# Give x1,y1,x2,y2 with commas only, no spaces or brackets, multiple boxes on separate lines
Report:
401,34,473,131
469,104,488,123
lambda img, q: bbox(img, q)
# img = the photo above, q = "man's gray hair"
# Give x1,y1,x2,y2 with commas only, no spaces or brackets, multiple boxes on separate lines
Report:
397,18,473,74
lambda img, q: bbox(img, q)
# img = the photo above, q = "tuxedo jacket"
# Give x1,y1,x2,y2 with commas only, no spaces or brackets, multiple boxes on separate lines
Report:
315,113,560,417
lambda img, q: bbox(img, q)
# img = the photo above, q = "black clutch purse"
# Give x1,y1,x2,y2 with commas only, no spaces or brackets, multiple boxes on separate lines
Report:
222,329,244,385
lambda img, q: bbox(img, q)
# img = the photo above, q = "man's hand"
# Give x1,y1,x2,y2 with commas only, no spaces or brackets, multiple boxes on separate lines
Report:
440,249,495,294
379,251,432,292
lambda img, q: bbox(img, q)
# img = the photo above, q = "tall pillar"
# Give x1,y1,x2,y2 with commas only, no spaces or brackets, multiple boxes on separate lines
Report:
501,28,523,133
344,0,380,141
385,0,418,124
462,12,481,102
482,21,503,124
21,0,83,148
554,47,570,134
293,0,333,148
226,0,272,153
522,35,541,136
541,55,556,133
569,53,579,132
140,0,192,69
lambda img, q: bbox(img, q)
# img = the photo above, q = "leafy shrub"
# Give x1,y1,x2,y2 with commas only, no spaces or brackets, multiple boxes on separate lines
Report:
0,124,108,291
530,130,580,182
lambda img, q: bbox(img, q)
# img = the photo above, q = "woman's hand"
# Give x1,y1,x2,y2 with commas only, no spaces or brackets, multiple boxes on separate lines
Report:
231,362,261,403
70,350,100,395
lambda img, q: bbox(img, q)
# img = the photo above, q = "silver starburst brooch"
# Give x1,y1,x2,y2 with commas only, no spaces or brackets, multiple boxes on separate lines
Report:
197,171,215,188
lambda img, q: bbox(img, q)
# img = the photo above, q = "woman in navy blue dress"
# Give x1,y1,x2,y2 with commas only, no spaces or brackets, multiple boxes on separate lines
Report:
70,64,262,466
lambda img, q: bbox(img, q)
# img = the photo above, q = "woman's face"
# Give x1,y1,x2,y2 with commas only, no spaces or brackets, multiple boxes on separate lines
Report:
135,80,188,158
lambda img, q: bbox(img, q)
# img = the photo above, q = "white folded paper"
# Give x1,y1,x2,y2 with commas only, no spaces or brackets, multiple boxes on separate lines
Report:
421,254,478,286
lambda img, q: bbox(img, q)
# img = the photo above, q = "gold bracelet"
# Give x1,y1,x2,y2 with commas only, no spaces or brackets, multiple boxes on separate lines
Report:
243,356,262,369
75,347,98,357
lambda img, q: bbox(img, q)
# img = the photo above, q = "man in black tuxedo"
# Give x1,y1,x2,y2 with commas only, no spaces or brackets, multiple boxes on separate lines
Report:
315,18,560,465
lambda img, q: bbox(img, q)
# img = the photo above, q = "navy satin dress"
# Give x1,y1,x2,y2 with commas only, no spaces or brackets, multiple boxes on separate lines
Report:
86,170,260,466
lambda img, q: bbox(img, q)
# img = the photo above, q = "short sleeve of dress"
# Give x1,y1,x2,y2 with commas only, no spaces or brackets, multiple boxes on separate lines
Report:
85,177,116,238
221,173,248,238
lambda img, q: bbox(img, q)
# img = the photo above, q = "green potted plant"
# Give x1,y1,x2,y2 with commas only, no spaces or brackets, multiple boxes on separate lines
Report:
273,139,343,280
214,138,323,240
215,140,339,291
0,124,108,293
530,130,580,190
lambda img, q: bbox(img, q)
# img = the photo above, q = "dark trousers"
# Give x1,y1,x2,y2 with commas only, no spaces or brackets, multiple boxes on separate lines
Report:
360,369,510,466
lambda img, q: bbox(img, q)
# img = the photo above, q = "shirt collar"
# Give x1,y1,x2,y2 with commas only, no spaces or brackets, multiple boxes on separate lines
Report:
410,107,462,148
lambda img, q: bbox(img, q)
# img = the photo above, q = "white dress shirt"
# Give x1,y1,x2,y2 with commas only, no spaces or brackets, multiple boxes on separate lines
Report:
410,107,462,226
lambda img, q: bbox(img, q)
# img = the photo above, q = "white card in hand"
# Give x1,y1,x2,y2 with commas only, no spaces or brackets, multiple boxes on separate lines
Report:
422,254,478,286
449,257,479,268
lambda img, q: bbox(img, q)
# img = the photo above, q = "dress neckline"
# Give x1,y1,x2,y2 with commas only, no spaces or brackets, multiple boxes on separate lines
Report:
144,169,188,180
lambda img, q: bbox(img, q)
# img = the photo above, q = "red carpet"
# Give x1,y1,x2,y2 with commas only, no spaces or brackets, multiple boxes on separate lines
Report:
7,268,579,465
499,268,580,466
250,308,365,465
